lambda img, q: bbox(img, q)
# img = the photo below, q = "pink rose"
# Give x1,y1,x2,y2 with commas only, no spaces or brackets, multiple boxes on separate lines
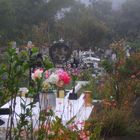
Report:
31,68,43,80
57,70,71,85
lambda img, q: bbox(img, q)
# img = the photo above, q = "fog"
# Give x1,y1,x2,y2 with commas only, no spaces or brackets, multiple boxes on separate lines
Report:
78,0,127,10
112,0,127,10
1,0,140,47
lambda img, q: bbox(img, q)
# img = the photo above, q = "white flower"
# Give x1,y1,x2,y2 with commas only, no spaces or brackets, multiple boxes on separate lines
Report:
48,73,59,84
42,80,50,92
19,87,29,94
31,69,43,81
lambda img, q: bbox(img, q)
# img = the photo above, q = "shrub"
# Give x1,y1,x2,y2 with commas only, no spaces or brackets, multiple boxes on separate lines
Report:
98,109,131,137
84,119,103,140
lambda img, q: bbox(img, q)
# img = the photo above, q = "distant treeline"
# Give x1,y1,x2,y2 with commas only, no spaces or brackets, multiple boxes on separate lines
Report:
0,0,140,50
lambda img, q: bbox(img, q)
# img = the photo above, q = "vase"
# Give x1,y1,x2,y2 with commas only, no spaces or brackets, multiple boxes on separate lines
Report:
84,91,92,106
39,91,56,111
57,88,65,98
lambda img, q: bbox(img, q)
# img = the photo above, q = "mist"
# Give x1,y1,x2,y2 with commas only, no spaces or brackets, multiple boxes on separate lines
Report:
78,0,127,10
112,0,127,10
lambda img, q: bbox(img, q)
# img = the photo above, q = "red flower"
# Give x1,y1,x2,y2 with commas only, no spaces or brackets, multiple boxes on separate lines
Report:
57,69,71,85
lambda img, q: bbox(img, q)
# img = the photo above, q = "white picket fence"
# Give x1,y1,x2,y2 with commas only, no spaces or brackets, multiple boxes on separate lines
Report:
0,81,93,129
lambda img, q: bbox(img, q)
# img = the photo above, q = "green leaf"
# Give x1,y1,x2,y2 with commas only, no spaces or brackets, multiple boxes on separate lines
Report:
66,116,76,125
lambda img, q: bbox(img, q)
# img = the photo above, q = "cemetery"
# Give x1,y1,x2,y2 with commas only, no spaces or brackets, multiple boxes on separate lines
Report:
0,0,140,140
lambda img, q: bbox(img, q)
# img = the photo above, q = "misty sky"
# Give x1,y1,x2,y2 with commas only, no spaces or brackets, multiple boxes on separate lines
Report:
78,0,91,6
112,0,127,10
79,0,127,9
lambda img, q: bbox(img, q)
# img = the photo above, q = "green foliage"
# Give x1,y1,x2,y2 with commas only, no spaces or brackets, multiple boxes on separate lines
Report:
14,98,33,140
99,109,131,137
55,2,108,49
126,120,140,136
90,124,102,140
79,69,92,81
0,0,76,44
101,40,140,106
128,40,140,52
0,0,14,44
82,77,101,99
102,60,113,74
94,108,140,137
0,47,29,105
85,119,102,140
0,47,31,139
1,0,140,47
43,56,54,70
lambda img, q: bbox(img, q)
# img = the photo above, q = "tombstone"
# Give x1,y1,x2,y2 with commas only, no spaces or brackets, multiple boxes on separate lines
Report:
111,53,117,61
94,62,98,69
105,49,112,58
27,41,33,48
12,41,16,49
41,43,49,56
126,49,130,57
12,41,19,53
59,38,64,43
79,50,82,57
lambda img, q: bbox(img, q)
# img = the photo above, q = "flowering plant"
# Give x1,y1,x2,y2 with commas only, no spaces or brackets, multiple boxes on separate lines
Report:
56,69,71,86
32,68,71,92
66,64,80,94
31,68,44,81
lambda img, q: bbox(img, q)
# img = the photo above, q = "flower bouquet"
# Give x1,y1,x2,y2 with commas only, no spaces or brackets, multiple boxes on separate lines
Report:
31,68,71,110
55,69,71,98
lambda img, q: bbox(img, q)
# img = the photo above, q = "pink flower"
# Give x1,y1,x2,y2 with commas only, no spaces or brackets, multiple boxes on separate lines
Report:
131,75,136,79
68,124,77,130
72,68,79,76
57,70,71,85
45,70,49,78
31,68,43,80
79,131,89,140
56,69,64,74
67,64,71,68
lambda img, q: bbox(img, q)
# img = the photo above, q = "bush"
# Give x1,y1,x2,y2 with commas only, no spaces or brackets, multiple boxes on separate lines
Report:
126,120,140,136
98,109,131,137
84,119,103,140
